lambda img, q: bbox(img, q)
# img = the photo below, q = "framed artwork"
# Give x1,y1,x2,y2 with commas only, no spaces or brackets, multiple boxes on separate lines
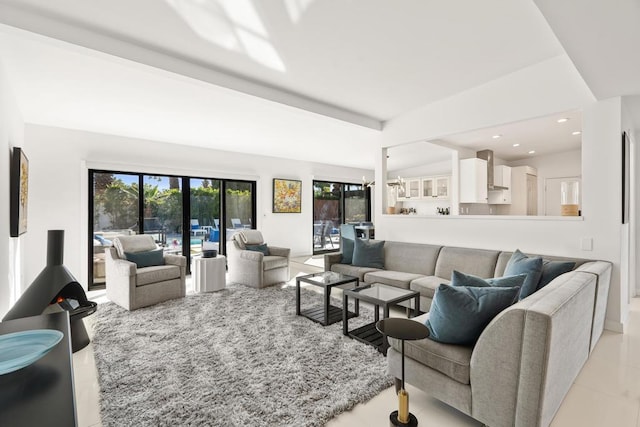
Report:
273,178,302,213
10,147,29,237
622,131,630,224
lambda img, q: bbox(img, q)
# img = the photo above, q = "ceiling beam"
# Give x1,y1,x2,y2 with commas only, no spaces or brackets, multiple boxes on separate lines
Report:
0,2,383,131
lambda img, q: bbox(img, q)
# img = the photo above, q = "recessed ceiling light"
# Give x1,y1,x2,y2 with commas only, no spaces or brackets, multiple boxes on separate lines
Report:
512,143,520,147
492,134,502,139
572,131,581,135
528,150,536,154
557,118,569,123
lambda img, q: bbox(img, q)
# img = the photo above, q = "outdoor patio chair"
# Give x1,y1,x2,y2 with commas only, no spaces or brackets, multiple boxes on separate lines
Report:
105,234,186,310
227,230,290,288
190,219,208,238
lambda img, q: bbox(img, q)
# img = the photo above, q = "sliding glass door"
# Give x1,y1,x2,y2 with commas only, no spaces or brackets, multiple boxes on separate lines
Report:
91,172,139,287
190,178,222,257
313,181,370,254
89,170,255,289
224,180,255,242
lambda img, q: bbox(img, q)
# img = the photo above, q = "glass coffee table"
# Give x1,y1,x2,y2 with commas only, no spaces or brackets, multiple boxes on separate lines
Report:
342,283,420,354
296,271,359,326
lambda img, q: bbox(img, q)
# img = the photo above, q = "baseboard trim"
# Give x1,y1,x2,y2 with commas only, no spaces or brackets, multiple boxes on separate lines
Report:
604,319,625,333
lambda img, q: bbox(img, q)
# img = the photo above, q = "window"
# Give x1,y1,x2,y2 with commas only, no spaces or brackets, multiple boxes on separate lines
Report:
313,181,370,254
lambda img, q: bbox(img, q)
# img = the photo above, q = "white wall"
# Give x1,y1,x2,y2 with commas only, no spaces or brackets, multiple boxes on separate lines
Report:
22,124,372,291
508,149,581,214
0,61,25,318
374,54,628,331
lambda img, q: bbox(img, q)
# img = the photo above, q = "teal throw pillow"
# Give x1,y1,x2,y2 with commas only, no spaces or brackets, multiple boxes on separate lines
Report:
425,284,520,345
451,270,527,289
341,238,355,264
537,260,576,290
124,249,165,268
504,250,543,300
246,243,270,255
352,239,385,269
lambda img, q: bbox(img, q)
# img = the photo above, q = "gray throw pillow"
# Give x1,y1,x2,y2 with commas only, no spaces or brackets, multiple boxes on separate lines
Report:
245,243,270,256
451,270,526,288
537,260,576,290
426,284,520,345
124,248,165,268
341,238,355,264
504,250,543,300
352,239,385,269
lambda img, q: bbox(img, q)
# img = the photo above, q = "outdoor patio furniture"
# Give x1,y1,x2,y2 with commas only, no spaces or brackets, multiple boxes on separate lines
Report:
190,219,208,238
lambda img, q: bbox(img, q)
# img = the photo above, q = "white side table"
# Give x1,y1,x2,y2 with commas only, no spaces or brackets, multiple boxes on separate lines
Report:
194,255,226,292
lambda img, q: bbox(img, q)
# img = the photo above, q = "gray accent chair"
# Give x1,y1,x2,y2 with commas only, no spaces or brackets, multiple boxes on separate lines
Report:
105,234,186,311
227,230,290,288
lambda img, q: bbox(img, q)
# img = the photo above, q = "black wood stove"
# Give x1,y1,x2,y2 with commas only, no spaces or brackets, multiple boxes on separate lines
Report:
3,230,97,352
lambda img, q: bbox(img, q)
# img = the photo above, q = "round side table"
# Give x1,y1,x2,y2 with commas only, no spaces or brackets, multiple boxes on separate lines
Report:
193,255,226,292
376,318,430,427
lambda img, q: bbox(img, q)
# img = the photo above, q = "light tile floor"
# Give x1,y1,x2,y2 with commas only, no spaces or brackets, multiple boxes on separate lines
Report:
74,257,640,426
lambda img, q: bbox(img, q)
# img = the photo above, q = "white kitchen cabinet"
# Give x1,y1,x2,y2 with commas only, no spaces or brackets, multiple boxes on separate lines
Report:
498,166,538,215
421,177,435,198
398,178,421,200
459,158,488,203
435,176,450,198
488,165,511,204
421,176,449,199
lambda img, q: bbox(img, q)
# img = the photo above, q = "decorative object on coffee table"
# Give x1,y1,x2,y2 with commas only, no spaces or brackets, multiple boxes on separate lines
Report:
296,271,359,326
193,254,226,292
343,283,420,354
377,318,429,427
273,178,302,213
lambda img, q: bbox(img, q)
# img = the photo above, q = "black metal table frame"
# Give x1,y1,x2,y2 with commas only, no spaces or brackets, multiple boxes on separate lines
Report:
343,284,420,354
296,273,360,326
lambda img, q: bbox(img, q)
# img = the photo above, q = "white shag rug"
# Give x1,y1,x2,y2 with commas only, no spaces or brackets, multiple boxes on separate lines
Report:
92,283,393,427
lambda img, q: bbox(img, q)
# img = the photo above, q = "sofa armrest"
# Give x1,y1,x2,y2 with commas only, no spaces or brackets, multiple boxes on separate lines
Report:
164,254,187,267
268,246,290,258
104,247,137,310
575,261,612,351
324,252,343,271
471,271,596,427
240,250,264,262
105,248,136,276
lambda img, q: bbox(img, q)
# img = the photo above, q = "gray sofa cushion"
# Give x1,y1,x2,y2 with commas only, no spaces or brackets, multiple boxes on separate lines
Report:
410,276,450,299
136,264,181,286
434,246,500,280
383,242,442,275
263,255,288,271
389,314,473,385
331,264,380,281
363,270,425,289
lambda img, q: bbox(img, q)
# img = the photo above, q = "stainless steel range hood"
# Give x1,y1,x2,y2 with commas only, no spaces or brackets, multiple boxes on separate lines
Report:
477,149,509,190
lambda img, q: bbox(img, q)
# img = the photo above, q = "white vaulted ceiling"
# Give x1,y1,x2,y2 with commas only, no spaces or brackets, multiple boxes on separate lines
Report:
0,0,637,168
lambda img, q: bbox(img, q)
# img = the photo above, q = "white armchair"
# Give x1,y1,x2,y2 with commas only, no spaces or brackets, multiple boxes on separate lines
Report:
226,230,290,288
105,234,186,310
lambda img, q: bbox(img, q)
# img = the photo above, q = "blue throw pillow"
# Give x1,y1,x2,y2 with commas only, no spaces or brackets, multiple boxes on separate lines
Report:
451,270,527,289
537,260,576,290
425,284,520,345
245,243,270,255
352,239,385,269
341,238,355,264
124,249,165,268
504,250,543,300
